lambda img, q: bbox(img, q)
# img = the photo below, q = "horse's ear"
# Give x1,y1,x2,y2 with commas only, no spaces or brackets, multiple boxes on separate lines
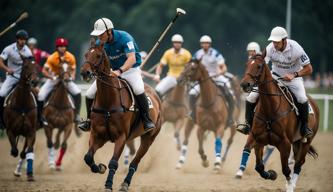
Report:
90,37,96,48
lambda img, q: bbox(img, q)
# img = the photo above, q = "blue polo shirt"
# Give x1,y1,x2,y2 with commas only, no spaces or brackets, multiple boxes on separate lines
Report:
104,30,142,70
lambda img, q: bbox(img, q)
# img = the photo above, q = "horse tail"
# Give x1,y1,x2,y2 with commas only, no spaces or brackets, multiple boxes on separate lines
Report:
307,145,318,159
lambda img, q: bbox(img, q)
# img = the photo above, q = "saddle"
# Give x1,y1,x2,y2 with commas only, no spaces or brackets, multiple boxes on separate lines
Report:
4,86,37,113
274,79,314,142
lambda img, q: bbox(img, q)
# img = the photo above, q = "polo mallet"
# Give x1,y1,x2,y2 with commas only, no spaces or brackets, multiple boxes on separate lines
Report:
0,12,29,37
140,8,186,69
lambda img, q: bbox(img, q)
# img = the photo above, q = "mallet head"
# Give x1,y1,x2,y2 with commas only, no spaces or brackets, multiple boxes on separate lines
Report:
176,8,186,15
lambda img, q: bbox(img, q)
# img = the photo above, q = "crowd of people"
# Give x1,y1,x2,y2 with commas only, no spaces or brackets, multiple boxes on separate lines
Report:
304,72,333,89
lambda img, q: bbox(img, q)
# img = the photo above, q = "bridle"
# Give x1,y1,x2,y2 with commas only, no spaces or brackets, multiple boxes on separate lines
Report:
83,47,128,90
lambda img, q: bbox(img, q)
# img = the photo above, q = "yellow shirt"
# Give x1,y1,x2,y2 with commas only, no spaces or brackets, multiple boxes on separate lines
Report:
44,51,76,75
160,48,192,77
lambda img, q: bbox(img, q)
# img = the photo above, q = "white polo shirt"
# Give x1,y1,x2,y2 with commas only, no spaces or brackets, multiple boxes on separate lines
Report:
265,39,310,76
193,48,225,76
0,42,33,76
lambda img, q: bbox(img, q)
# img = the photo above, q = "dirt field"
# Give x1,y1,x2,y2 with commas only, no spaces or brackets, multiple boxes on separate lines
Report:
0,123,332,192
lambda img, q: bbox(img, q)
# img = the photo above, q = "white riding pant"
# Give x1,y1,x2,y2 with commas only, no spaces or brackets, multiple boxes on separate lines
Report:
155,75,177,96
246,75,308,104
86,67,145,99
38,79,81,101
189,75,230,97
0,75,19,97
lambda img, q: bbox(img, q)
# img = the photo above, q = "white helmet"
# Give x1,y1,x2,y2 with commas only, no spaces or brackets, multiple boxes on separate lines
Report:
90,18,114,36
268,26,288,41
200,35,212,43
246,42,261,53
171,34,184,43
27,37,37,45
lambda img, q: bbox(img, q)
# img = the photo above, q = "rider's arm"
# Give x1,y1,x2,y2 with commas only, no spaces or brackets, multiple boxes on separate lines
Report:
155,63,164,77
295,64,313,77
42,64,54,80
119,52,136,72
0,58,12,74
219,63,227,74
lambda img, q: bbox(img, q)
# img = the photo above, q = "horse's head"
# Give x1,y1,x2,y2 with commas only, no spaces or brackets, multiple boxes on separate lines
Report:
81,39,109,82
240,54,267,92
20,56,38,85
57,59,73,82
178,59,204,84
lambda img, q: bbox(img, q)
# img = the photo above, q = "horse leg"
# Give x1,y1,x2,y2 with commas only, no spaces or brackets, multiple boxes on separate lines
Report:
14,139,28,177
235,134,255,179
213,126,225,172
176,119,194,169
276,140,292,189
263,145,275,165
104,134,126,191
254,145,277,180
287,142,311,192
55,124,73,170
174,118,184,151
25,134,36,182
124,141,136,166
120,133,156,192
54,129,62,150
44,125,55,169
7,130,18,157
222,125,236,162
197,127,209,168
83,132,107,174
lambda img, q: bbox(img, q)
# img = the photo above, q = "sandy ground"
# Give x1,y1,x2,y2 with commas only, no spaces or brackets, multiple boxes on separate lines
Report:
0,122,333,192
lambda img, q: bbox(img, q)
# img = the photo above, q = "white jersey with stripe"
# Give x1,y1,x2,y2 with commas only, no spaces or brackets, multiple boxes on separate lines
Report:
193,48,225,76
265,39,310,76
0,42,33,76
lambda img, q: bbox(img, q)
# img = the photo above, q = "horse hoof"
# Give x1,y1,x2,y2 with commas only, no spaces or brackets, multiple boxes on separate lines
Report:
176,162,183,169
119,182,129,192
27,175,35,182
56,165,62,171
11,148,18,157
235,170,243,179
98,163,107,174
104,188,112,192
49,163,56,170
214,163,221,172
202,160,209,168
13,171,21,177
268,170,277,180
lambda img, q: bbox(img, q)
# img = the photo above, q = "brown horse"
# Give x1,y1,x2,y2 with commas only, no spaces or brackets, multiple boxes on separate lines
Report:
161,84,188,150
4,56,38,181
80,43,162,192
43,63,75,170
240,55,319,192
177,60,237,171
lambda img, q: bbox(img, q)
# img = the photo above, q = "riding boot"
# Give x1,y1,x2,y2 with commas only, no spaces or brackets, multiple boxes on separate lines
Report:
298,101,313,138
188,94,197,121
237,101,256,135
136,93,155,133
37,101,48,127
0,96,5,129
222,86,235,126
78,97,93,132
72,93,82,123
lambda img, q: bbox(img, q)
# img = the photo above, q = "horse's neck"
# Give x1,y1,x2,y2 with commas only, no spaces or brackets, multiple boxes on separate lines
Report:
95,78,122,109
50,82,70,107
168,84,186,104
258,66,281,114
11,82,33,107
198,69,217,105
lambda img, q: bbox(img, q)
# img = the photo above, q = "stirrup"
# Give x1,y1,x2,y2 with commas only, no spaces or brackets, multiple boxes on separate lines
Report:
302,127,313,139
78,119,91,132
236,123,250,135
